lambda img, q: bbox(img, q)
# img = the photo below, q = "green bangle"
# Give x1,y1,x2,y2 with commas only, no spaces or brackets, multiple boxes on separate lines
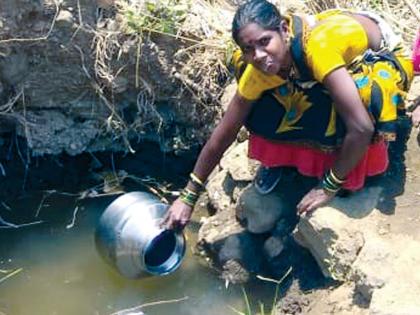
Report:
180,195,195,207
180,188,199,207
322,171,342,195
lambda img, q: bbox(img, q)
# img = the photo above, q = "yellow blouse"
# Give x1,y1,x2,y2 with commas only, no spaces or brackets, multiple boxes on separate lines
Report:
235,56,286,101
307,11,368,82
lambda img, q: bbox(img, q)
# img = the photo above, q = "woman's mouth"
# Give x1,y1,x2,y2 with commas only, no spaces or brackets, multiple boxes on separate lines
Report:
261,61,275,74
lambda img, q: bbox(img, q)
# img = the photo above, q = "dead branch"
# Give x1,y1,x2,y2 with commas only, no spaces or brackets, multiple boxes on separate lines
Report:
35,190,56,218
109,296,189,315
0,215,43,229
0,89,23,115
66,206,80,229
0,268,23,285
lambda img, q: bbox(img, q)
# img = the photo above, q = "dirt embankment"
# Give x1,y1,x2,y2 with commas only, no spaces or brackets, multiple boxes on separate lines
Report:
0,0,233,156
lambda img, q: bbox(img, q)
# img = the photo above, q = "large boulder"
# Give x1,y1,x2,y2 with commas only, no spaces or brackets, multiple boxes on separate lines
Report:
294,206,365,280
196,201,265,284
295,193,420,314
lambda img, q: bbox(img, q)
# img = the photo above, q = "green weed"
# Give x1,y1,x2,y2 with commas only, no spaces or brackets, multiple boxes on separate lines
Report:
229,267,292,315
121,0,190,36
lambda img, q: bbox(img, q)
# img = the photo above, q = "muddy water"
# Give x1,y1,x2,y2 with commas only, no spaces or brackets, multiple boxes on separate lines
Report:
0,192,276,315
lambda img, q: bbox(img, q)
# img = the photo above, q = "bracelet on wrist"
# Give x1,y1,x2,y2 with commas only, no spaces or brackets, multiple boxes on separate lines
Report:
189,172,206,190
321,169,345,195
179,187,199,207
329,169,345,184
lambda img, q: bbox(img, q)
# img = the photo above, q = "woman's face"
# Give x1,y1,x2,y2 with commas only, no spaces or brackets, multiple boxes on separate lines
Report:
237,22,291,78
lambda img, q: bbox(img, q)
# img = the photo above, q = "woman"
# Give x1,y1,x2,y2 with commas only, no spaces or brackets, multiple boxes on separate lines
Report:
163,0,413,230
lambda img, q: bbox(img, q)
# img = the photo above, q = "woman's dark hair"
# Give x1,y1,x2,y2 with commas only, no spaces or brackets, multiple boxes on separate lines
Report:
232,0,283,44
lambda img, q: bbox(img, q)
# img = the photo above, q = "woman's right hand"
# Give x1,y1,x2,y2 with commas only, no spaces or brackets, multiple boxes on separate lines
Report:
161,198,193,231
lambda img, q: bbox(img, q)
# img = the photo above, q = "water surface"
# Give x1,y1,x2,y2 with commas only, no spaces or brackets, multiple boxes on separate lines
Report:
0,194,275,315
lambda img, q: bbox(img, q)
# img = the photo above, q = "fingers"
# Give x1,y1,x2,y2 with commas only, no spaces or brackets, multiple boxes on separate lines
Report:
297,188,333,215
297,191,314,214
161,200,192,231
297,198,314,215
160,211,170,228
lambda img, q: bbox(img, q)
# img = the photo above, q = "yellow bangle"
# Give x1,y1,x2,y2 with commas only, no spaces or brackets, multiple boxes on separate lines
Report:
184,188,199,196
189,173,205,189
329,169,345,184
322,185,339,195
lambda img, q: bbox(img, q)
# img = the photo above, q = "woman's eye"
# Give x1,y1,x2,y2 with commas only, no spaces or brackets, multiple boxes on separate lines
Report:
242,46,253,54
259,37,270,46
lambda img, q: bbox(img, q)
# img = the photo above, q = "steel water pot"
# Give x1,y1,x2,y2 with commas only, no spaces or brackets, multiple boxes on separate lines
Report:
95,191,186,278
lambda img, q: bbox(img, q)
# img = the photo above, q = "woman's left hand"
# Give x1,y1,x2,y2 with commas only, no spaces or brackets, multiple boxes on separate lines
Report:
297,187,335,215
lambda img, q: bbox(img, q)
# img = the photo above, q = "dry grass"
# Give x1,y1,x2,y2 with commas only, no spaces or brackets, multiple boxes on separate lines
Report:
304,0,419,42
86,0,238,150
94,1,234,105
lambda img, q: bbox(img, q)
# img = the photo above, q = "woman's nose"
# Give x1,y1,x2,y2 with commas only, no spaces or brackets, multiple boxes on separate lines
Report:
254,47,267,61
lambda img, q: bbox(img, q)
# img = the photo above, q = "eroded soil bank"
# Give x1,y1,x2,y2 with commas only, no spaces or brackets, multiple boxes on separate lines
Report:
1,0,420,314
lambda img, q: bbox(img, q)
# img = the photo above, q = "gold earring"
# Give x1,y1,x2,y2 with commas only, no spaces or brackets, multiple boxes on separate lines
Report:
284,35,290,48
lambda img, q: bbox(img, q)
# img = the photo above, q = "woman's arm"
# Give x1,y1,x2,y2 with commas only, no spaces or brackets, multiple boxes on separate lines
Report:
297,67,374,213
163,92,253,229
190,93,253,183
322,67,374,178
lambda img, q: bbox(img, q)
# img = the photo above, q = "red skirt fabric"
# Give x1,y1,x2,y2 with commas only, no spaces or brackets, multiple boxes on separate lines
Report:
248,134,389,191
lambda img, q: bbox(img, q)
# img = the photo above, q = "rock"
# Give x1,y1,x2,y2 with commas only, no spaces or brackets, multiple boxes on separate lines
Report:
236,127,249,143
273,217,296,238
220,141,259,182
56,10,74,28
206,169,235,212
15,110,100,156
236,184,292,234
351,238,391,301
294,206,365,280
221,259,250,284
218,232,264,273
197,204,265,283
263,235,285,259
295,197,420,314
197,207,244,251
